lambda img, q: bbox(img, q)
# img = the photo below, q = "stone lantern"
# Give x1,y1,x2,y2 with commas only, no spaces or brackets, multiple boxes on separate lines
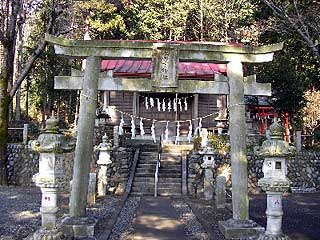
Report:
254,118,295,240
97,134,112,196
31,117,74,239
199,146,216,200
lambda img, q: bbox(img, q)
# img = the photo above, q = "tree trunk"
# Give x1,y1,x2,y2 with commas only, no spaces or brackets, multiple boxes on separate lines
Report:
0,90,9,185
15,21,24,121
0,47,12,185
25,76,29,119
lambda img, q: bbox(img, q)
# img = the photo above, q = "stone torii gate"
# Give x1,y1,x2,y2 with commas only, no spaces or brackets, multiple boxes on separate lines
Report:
45,34,283,239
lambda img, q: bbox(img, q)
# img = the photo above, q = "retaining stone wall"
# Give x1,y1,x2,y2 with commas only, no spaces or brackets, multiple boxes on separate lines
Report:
7,144,39,186
7,142,134,196
93,125,114,146
104,147,135,195
7,144,74,190
187,150,320,197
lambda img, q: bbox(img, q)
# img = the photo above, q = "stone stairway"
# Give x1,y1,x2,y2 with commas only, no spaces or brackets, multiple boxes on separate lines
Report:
130,142,192,196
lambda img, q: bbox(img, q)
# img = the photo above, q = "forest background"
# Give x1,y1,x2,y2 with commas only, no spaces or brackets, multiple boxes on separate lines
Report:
0,0,319,184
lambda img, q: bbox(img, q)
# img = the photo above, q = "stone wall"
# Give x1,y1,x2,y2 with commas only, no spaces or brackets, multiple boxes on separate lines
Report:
7,144,74,190
288,151,320,190
93,124,114,146
7,140,135,197
7,144,39,186
187,150,320,197
103,147,135,195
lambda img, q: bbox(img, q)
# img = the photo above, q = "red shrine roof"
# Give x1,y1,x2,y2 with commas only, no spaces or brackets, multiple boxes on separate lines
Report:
100,40,242,79
101,60,227,79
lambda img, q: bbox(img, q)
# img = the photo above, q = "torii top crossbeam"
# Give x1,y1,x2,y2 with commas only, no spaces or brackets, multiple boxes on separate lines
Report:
45,34,283,63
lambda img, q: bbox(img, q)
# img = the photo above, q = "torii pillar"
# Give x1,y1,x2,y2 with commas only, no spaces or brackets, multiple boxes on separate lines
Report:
218,60,264,238
61,56,101,238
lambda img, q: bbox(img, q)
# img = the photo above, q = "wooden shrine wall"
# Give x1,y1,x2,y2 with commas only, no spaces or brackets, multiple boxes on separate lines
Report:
107,91,227,136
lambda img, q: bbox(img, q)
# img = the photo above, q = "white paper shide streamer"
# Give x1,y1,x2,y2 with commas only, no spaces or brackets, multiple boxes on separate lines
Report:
151,120,156,143
194,117,202,136
173,98,177,112
157,98,161,112
145,97,149,110
118,113,124,135
140,118,145,137
199,117,202,133
131,116,135,139
178,98,182,111
187,120,192,143
168,99,172,112
150,97,154,108
175,121,180,145
184,98,188,111
162,98,166,111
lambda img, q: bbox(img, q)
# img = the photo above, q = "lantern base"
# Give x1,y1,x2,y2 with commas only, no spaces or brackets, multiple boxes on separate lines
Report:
219,219,264,239
32,228,65,240
61,216,97,238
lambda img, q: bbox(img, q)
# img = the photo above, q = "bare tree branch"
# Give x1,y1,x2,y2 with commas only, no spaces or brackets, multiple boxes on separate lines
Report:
262,0,320,59
9,5,74,99
9,40,47,98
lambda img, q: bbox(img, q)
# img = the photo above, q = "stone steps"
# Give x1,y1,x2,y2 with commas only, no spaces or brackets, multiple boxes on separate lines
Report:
132,182,181,188
136,163,181,173
131,186,182,197
130,143,191,196
133,177,181,183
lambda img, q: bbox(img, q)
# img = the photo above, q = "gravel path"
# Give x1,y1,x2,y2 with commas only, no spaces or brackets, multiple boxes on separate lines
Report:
0,186,53,239
0,186,125,240
184,197,230,240
172,198,210,240
108,197,140,240
1,186,319,240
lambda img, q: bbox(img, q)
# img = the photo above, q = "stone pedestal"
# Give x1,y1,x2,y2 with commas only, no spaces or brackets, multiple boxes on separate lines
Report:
199,147,216,201
97,165,108,196
40,187,58,229
87,173,97,206
97,134,112,196
219,219,264,239
203,169,214,200
260,192,289,240
61,217,97,238
215,175,226,209
31,117,74,240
